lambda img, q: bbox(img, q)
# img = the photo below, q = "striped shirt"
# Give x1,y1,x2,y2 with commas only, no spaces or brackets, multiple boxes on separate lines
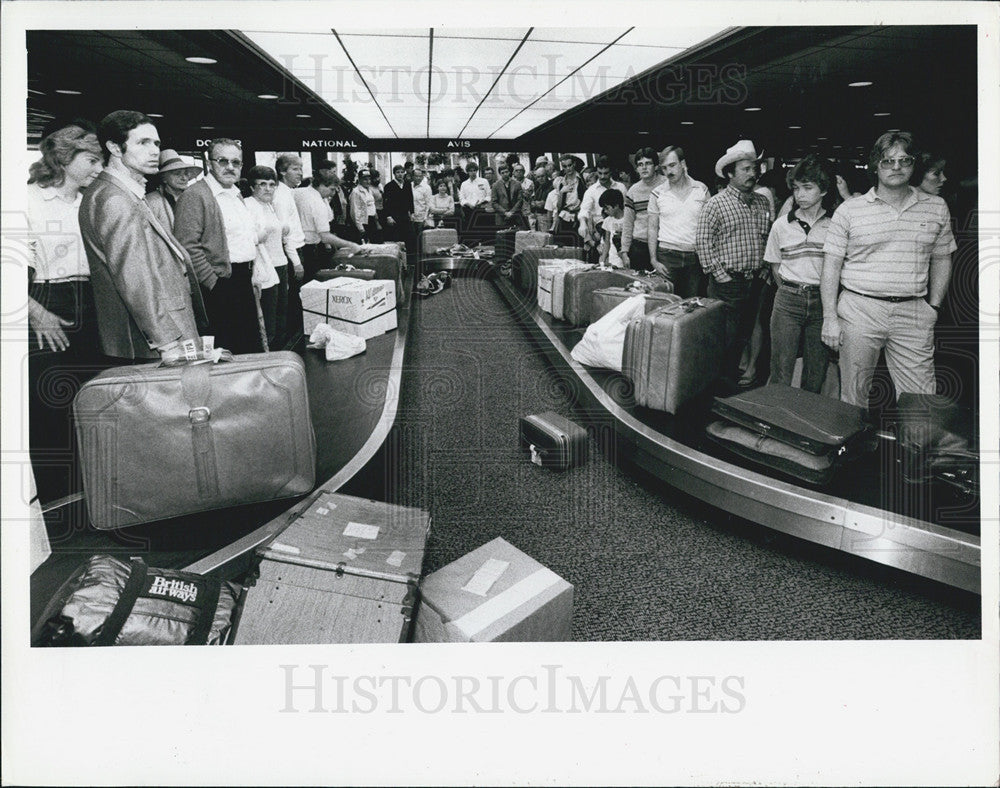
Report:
621,174,666,248
763,208,832,285
695,185,772,279
824,187,957,297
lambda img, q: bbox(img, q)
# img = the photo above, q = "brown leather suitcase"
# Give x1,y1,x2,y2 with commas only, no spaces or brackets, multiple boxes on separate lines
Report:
622,298,726,413
334,243,405,301
563,269,674,326
513,245,583,294
590,287,682,322
421,228,458,255
73,351,316,529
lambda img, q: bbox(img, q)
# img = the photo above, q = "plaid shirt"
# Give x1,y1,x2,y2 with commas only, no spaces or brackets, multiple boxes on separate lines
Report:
695,185,772,280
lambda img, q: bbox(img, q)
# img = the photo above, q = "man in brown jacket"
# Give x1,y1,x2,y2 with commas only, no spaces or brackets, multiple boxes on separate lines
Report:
79,110,205,362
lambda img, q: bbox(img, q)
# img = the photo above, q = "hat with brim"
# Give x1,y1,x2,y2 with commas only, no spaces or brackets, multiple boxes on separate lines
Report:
159,149,202,177
715,140,763,178
534,155,551,166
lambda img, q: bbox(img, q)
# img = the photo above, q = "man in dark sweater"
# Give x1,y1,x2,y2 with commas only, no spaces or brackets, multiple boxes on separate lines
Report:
382,163,416,260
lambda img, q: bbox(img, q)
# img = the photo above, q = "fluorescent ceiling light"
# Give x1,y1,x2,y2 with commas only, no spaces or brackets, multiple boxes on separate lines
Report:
186,56,218,64
246,27,728,139
55,89,82,95
848,80,873,87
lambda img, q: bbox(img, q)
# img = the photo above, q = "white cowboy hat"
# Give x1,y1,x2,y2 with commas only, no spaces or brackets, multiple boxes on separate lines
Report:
714,140,763,178
158,149,202,177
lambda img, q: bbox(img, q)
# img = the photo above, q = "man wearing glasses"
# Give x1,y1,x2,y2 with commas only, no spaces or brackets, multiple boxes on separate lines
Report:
174,138,264,354
820,131,956,408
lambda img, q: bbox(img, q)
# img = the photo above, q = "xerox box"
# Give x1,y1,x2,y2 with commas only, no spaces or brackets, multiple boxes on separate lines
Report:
300,277,397,340
414,537,574,643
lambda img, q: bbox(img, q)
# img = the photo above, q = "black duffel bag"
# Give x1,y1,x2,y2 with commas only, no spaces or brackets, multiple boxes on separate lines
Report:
32,555,238,646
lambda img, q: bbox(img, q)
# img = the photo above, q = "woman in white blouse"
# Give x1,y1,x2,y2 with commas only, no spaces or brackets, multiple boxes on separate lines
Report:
245,165,288,348
26,123,104,498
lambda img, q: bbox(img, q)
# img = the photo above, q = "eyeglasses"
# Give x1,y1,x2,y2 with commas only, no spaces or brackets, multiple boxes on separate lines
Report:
211,157,243,168
878,156,914,169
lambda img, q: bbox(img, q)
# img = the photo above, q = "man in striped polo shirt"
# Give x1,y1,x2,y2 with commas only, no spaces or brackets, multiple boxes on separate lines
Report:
620,146,664,272
764,154,838,393
821,131,955,408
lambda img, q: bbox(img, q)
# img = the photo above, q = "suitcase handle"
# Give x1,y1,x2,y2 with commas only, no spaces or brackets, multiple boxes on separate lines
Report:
158,349,235,368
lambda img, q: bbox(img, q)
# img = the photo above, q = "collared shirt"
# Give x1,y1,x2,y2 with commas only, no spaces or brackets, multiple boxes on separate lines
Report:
580,180,627,232
824,186,957,298
648,178,710,252
412,177,433,222
246,197,287,268
622,174,666,248
206,173,257,262
763,207,833,285
695,184,773,278
293,186,333,245
459,176,491,208
273,181,305,261
25,182,88,280
105,164,147,200
350,184,377,228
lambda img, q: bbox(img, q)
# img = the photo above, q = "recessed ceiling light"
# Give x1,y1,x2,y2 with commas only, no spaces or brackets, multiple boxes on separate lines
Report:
680,121,694,126
788,125,802,129
200,126,215,130
744,107,762,112
319,127,333,131
817,137,828,140
258,94,279,100
849,81,873,87
887,128,900,132
296,114,311,118
873,112,891,117
147,113,164,118
186,56,217,65
637,131,650,135
55,89,82,95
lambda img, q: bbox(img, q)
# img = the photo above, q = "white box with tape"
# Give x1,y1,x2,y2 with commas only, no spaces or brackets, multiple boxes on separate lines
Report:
414,537,573,642
301,277,397,340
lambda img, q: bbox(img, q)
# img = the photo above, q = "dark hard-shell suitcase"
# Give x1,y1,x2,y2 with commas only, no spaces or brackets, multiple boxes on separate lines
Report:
519,411,588,470
335,243,405,302
591,287,682,323
73,351,316,529
622,298,726,414
32,555,239,646
513,246,584,294
421,228,458,255
705,420,842,485
711,384,872,457
315,264,376,281
515,230,552,255
495,228,517,265
563,269,674,326
896,392,978,492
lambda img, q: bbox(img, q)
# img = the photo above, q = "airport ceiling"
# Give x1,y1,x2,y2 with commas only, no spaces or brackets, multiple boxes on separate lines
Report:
26,25,977,165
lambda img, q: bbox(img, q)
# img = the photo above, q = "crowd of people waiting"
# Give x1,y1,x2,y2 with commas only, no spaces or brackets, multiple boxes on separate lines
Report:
22,107,960,500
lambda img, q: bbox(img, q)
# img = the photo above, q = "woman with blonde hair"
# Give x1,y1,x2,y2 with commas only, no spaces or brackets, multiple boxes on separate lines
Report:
26,122,104,498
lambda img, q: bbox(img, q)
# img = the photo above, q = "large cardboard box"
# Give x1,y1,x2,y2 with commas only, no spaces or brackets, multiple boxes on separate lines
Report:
300,277,397,340
232,493,430,645
415,537,574,643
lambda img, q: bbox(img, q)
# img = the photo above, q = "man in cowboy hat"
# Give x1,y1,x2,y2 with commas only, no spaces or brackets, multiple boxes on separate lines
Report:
145,149,202,231
695,139,773,387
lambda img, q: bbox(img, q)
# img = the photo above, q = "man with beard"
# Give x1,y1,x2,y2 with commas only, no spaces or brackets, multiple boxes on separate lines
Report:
696,140,773,387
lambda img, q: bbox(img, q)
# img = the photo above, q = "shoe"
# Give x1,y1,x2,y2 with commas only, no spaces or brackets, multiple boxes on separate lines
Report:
437,271,452,289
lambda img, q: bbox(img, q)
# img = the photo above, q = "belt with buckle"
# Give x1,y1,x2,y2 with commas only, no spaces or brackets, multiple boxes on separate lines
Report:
658,247,698,263
843,288,919,303
782,280,820,292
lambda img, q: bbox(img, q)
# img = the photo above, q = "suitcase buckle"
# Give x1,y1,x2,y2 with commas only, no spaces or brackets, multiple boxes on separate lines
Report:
189,406,211,424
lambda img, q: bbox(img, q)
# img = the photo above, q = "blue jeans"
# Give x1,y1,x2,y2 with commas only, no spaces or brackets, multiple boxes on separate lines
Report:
656,248,705,299
707,274,764,381
769,283,828,392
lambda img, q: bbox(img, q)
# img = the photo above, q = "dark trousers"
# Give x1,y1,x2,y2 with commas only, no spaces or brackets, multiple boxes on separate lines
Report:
259,264,289,347
707,274,765,382
28,280,103,502
627,241,653,272
203,262,264,355
299,243,331,284
656,248,706,299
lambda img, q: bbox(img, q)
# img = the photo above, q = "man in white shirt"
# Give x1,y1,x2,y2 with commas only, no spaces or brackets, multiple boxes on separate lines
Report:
458,161,492,244
579,155,627,263
173,137,263,354
350,169,380,242
411,164,433,239
647,145,711,298
272,153,307,342
293,167,360,282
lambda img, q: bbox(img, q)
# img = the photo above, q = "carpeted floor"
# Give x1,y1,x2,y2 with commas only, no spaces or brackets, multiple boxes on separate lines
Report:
382,277,980,640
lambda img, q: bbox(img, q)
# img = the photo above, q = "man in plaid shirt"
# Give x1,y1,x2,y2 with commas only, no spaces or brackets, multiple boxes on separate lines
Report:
696,140,773,386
